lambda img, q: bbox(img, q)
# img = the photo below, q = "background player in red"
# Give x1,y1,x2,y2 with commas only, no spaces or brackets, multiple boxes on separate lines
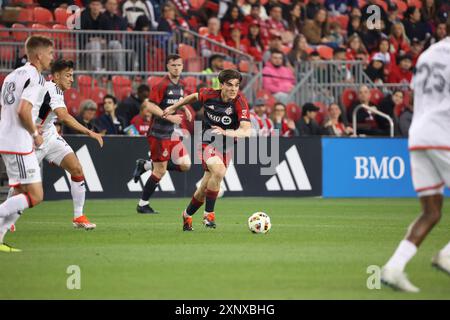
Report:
163,69,252,231
133,54,192,214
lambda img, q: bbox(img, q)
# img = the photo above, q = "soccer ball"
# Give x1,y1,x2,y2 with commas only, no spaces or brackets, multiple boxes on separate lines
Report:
248,212,271,234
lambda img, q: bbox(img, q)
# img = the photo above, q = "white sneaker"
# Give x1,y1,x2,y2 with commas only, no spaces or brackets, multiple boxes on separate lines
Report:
432,252,450,275
381,267,420,293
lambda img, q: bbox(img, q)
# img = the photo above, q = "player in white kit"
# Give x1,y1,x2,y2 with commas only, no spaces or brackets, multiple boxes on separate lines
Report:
33,59,103,230
0,36,53,252
381,18,450,292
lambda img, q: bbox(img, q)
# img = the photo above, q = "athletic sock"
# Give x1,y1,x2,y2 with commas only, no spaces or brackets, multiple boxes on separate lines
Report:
166,159,181,172
70,176,86,219
144,160,153,171
185,196,204,216
204,189,219,214
141,174,161,202
0,194,30,218
440,241,450,256
385,240,417,272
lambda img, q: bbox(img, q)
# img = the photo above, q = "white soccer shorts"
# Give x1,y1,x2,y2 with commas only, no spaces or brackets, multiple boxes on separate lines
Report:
36,135,74,167
1,152,42,186
410,149,450,197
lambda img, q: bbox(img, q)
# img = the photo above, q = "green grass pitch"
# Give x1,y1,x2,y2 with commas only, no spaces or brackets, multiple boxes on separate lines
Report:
0,197,449,299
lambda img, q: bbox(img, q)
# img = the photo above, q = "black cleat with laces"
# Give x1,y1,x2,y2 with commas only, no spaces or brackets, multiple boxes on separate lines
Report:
137,204,158,214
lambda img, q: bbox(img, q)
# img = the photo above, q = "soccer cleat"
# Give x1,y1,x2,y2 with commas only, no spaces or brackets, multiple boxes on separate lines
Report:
136,204,158,214
133,159,149,183
0,243,22,253
432,252,450,275
203,212,216,229
380,267,420,293
72,215,96,230
183,211,193,231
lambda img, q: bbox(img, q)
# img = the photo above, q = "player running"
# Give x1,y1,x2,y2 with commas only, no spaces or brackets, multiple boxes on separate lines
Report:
33,59,102,230
133,54,192,214
381,19,450,292
0,36,53,252
163,69,252,231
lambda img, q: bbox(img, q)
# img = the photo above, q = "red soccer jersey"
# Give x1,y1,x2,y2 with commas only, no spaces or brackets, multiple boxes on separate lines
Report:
130,114,152,136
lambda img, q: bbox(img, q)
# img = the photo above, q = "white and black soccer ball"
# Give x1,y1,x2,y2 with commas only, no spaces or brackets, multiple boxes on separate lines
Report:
248,212,271,234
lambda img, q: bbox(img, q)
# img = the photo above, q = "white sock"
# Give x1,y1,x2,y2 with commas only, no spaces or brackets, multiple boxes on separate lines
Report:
70,178,86,218
440,241,450,256
7,187,15,199
0,212,22,243
0,194,29,218
385,240,417,272
139,199,149,206
144,161,152,171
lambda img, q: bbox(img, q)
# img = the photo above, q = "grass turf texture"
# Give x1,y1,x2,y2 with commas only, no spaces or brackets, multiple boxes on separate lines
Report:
0,197,449,299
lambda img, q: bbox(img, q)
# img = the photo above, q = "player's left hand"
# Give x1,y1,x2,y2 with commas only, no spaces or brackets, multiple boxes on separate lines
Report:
211,126,226,136
184,107,193,122
163,105,177,118
88,131,104,148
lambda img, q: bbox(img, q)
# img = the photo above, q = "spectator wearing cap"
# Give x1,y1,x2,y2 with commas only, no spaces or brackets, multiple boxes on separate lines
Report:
262,31,284,63
226,24,250,53
117,84,151,126
243,4,270,41
347,85,383,136
302,8,331,45
271,102,298,137
364,53,386,84
201,17,227,58
403,6,431,43
266,5,288,36
246,20,265,62
262,50,296,104
296,103,321,136
221,3,246,42
130,102,153,136
388,54,413,84
424,21,447,49
97,94,127,135
202,54,225,89
370,38,395,70
64,99,100,134
250,99,274,137
322,103,353,136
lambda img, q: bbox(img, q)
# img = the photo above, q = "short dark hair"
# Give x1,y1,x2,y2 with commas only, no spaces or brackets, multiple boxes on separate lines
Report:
270,49,284,56
137,84,150,94
103,94,117,105
166,54,182,64
218,69,242,84
25,35,53,56
51,59,74,74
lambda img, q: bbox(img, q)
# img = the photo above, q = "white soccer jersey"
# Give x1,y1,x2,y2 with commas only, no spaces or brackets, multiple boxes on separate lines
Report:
0,63,46,154
37,81,66,139
409,37,450,150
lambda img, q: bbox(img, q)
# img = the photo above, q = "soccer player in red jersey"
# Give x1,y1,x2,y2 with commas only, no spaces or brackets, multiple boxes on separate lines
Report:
163,69,252,231
133,54,192,214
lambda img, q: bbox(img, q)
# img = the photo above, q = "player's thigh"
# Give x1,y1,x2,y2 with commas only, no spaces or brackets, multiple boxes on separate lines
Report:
171,141,190,165
428,150,450,188
1,152,42,187
410,150,444,197
45,136,74,168
59,152,83,176
206,156,227,179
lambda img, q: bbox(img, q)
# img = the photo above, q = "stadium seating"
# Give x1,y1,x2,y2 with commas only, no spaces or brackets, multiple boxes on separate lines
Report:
407,0,422,8
190,0,206,10
183,76,201,94
31,23,51,37
178,44,197,61
223,60,237,70
115,86,133,101
0,25,9,39
286,103,302,122
17,8,34,24
11,23,28,42
64,88,82,116
54,7,71,26
0,46,14,62
77,75,98,98
198,27,209,36
11,0,35,5
341,88,358,110
90,87,108,105
33,7,54,25
317,45,334,60
256,89,276,108
112,76,132,101
147,76,163,90
370,88,384,105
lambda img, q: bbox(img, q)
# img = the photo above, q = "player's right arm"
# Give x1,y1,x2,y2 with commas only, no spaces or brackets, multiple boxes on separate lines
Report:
162,93,199,117
143,99,182,125
18,99,43,147
54,107,104,147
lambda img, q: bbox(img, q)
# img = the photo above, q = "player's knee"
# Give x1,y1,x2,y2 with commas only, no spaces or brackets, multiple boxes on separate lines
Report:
211,167,226,180
69,162,84,177
153,167,166,179
28,189,43,206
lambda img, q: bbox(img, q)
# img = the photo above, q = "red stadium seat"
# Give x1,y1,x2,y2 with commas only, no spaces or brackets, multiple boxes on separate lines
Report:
178,43,197,61
198,26,208,36
286,103,302,122
12,23,28,42
90,87,108,105
11,0,35,5
77,75,98,98
31,23,51,37
370,88,383,105
0,25,9,39
238,60,250,73
341,88,358,110
115,86,132,101
64,88,82,116
147,76,163,90
315,111,325,125
223,60,237,70
54,7,71,26
392,0,408,13
317,45,334,60
33,7,54,24
112,76,132,100
375,0,388,12
256,89,277,108
0,46,14,62
190,0,206,10
407,0,422,9
17,8,34,23
183,76,201,94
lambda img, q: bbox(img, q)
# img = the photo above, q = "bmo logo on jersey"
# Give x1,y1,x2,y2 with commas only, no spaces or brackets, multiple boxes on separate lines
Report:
354,156,405,180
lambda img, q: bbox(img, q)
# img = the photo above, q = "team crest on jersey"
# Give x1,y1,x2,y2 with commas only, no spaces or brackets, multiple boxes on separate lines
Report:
225,107,233,115
162,149,169,157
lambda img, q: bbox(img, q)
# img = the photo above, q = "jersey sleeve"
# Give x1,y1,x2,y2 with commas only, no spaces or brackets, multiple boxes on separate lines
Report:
149,80,166,105
235,93,250,122
21,73,44,106
198,87,216,103
49,85,66,110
